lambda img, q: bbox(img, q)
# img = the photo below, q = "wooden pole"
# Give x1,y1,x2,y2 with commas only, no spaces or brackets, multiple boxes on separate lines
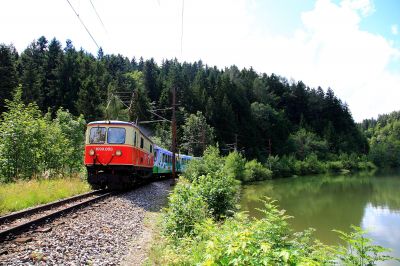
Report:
171,87,177,181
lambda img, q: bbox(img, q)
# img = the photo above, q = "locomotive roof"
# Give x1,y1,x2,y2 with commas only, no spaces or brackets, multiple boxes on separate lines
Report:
88,120,136,126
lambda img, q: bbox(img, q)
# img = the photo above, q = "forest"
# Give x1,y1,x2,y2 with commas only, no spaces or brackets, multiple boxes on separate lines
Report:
0,36,399,182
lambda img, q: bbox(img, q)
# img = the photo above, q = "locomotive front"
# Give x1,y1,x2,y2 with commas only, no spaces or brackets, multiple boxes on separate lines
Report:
84,121,154,189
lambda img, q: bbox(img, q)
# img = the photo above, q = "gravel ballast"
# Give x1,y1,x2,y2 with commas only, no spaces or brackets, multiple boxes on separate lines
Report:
0,179,173,265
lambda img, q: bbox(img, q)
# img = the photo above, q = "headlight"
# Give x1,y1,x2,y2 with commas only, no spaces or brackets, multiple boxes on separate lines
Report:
89,149,95,156
115,150,122,156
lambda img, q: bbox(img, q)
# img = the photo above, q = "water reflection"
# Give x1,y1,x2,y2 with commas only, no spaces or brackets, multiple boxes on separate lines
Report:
240,171,400,259
362,204,400,265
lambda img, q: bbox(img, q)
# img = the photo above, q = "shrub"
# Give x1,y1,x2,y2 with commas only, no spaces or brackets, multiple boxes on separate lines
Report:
334,226,399,265
193,172,240,219
224,151,246,180
162,179,209,239
243,159,272,182
294,153,324,175
161,198,335,265
161,199,398,265
183,146,224,182
0,90,86,182
275,155,297,177
326,161,344,173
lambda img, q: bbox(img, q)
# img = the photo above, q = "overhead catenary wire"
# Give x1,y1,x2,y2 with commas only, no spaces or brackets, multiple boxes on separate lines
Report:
65,0,100,49
89,0,108,34
180,0,184,58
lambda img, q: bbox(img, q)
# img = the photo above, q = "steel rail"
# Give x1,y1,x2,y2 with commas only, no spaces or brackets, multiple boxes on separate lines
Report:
0,190,107,225
0,191,112,241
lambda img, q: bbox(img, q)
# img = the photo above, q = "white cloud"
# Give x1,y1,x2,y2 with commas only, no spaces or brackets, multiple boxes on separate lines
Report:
243,0,400,121
0,0,399,121
340,0,375,17
392,24,399,35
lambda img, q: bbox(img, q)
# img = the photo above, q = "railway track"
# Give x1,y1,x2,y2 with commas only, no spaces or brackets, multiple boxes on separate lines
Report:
0,190,112,241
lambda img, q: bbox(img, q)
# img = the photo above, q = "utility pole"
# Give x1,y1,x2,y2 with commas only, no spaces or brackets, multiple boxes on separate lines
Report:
201,126,206,155
234,134,238,152
268,138,272,156
171,87,177,181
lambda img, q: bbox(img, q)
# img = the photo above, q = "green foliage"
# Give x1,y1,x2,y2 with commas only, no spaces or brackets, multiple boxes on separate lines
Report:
267,155,297,177
104,82,129,120
3,36,370,164
183,146,224,182
224,151,246,181
0,44,18,113
294,153,325,175
0,89,85,182
334,225,399,265
53,108,86,172
162,179,209,239
289,128,329,160
325,160,345,173
193,172,240,219
161,198,398,265
161,199,336,265
244,159,272,182
181,111,215,156
367,119,400,168
163,147,240,239
125,71,151,122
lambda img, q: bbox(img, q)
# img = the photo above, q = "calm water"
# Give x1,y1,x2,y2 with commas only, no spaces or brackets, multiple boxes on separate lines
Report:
240,170,400,262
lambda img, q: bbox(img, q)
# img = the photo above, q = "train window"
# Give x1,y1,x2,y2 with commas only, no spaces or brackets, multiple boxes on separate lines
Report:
140,137,144,149
107,127,126,144
134,131,137,146
150,145,153,153
89,127,106,144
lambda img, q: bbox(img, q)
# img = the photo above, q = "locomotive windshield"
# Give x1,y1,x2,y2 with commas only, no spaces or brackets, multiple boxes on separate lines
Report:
89,127,106,143
107,127,126,144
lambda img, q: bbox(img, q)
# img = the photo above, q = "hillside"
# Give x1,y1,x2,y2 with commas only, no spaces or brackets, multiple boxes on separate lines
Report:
0,36,367,160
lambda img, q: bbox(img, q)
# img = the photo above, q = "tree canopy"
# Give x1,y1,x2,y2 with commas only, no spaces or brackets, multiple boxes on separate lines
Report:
0,36,368,160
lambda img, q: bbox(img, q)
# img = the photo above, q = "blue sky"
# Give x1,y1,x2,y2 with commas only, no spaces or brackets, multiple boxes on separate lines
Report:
0,0,399,121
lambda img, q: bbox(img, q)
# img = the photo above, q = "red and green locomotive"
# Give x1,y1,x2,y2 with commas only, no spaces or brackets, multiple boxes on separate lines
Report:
84,121,154,189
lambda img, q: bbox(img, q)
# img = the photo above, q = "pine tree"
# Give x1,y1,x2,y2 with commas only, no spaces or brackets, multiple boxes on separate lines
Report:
43,38,63,113
0,44,18,112
76,77,102,121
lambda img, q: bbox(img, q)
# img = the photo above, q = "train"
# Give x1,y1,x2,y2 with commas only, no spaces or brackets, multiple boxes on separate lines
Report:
84,120,193,189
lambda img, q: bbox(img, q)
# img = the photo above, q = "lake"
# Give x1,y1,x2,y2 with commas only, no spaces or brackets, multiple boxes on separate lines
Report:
240,170,400,263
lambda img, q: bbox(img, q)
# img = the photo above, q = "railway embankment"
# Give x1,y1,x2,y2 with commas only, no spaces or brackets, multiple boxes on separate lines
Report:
0,179,173,265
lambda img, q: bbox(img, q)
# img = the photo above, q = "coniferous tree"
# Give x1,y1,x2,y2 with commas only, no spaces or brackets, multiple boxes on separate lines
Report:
76,77,102,121
0,44,18,112
43,38,63,113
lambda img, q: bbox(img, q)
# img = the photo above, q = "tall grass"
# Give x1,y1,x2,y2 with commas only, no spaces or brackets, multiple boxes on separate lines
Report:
0,177,91,215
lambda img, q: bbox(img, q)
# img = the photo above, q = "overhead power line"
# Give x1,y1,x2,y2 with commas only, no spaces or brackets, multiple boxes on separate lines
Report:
89,0,108,34
180,0,184,57
65,0,100,49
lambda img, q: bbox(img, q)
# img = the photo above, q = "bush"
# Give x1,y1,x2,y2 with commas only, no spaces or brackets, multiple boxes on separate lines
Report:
161,199,336,265
0,90,85,182
335,226,399,265
193,172,240,219
160,199,398,265
162,179,209,239
183,146,224,182
326,161,344,173
243,159,272,182
274,155,297,177
224,151,246,180
294,153,324,175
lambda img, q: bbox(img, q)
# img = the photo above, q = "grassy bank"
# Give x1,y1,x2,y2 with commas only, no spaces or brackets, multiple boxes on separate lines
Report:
0,177,91,215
